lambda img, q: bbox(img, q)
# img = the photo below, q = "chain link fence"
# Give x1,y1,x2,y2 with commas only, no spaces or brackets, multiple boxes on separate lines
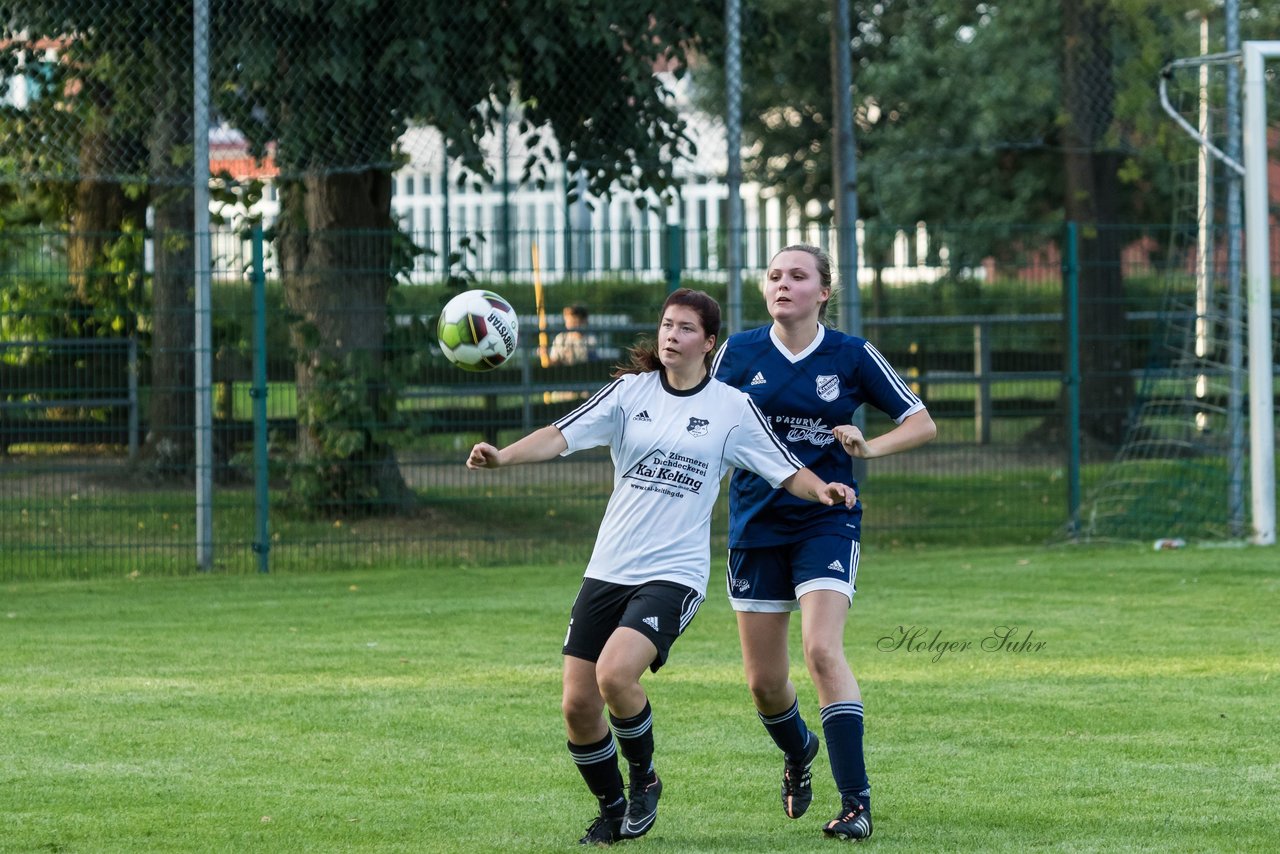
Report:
1,1,1276,577
8,218,1258,577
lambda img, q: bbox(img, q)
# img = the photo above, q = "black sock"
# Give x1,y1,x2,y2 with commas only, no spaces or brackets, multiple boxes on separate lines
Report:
609,700,656,783
567,733,625,813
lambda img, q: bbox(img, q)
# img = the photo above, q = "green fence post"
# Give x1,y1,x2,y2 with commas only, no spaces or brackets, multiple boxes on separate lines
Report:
665,223,683,293
1064,221,1082,539
250,224,271,573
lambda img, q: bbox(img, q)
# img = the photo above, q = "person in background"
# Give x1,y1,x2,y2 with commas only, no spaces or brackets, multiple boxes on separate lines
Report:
712,244,937,841
468,288,858,846
547,304,599,367
545,304,601,403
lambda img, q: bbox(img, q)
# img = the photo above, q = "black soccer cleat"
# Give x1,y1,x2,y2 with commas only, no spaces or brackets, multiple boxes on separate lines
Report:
781,734,820,819
619,773,662,839
823,797,873,841
578,807,624,846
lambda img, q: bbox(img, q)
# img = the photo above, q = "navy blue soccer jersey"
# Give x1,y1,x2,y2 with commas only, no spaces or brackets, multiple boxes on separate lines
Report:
712,323,925,547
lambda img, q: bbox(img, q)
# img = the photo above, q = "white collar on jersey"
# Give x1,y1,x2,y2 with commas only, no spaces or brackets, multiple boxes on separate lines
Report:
769,322,826,363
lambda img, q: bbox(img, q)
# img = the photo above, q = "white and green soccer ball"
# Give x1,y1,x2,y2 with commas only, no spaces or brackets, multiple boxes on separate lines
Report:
436,289,520,372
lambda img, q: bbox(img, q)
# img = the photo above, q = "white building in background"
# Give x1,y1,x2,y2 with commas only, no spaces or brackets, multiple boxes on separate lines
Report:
212,74,957,286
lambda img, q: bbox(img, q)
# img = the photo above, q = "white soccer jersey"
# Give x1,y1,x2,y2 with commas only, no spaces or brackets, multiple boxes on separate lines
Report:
553,370,803,594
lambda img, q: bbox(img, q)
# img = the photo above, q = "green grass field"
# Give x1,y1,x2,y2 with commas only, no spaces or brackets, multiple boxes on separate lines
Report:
2,544,1277,853
2,448,1084,578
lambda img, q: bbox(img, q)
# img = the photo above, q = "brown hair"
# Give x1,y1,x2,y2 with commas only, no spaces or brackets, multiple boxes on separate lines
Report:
769,243,836,323
613,288,722,377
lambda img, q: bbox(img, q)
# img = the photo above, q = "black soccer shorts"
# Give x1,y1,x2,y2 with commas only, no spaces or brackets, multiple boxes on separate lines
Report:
563,577,704,673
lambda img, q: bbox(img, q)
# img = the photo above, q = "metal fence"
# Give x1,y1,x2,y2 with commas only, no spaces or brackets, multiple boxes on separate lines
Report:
2,3,1278,575
4,221,1274,578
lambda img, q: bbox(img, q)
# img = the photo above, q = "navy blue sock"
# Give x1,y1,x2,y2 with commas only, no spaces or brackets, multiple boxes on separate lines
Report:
568,733,626,813
609,700,656,783
759,696,814,760
821,700,870,810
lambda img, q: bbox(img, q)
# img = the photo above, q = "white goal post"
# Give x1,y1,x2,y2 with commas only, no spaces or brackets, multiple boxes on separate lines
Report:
1241,41,1277,545
1161,40,1278,545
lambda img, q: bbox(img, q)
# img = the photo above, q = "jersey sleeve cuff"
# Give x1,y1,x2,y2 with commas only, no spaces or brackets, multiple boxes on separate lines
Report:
894,401,926,424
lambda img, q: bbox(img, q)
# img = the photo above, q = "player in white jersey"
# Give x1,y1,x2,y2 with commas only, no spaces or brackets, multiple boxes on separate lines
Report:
466,288,857,846
712,245,936,841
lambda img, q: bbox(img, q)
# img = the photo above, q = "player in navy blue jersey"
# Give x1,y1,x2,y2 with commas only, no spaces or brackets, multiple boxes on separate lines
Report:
467,288,857,846
712,244,937,840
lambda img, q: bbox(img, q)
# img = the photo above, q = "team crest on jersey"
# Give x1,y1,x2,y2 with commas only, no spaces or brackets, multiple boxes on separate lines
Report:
686,417,709,437
816,374,840,402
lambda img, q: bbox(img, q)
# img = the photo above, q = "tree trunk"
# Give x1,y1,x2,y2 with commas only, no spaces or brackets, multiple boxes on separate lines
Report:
69,181,126,305
68,80,132,307
276,170,413,514
141,37,195,476
145,196,196,474
1062,0,1131,448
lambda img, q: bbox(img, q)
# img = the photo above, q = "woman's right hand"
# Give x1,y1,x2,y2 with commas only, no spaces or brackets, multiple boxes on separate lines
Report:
833,424,872,459
466,443,501,470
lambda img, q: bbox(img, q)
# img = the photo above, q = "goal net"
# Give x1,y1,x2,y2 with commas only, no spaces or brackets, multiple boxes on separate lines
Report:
1073,37,1277,545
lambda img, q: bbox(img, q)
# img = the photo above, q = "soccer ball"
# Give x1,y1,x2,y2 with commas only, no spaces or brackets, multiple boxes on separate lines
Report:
437,289,520,372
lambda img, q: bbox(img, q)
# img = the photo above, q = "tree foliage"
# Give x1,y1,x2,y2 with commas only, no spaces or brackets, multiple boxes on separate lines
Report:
214,0,718,199
207,0,721,512
698,0,1277,251
3,0,724,506
1,1,196,473
696,0,1280,445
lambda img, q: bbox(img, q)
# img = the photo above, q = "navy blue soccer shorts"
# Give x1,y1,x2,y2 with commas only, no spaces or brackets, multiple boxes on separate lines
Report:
725,535,860,613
